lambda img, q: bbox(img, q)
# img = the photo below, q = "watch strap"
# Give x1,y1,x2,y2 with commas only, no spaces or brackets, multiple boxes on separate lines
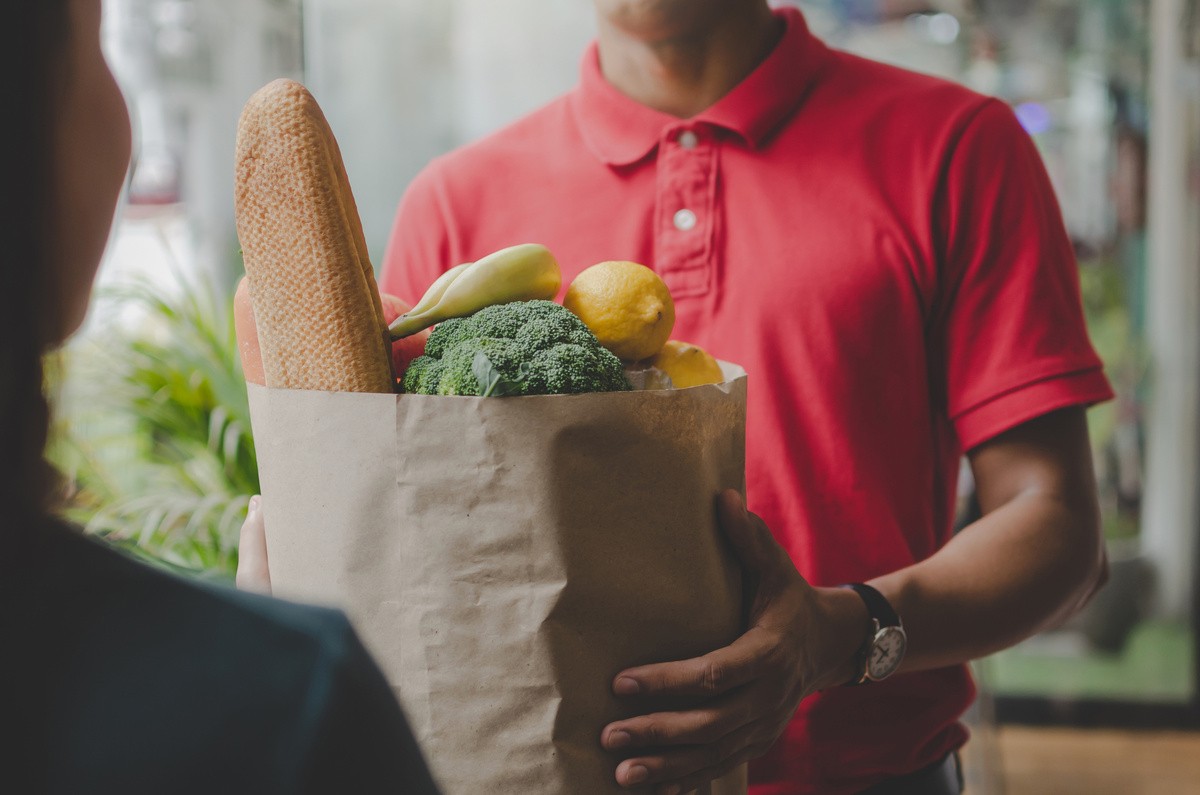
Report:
842,583,901,628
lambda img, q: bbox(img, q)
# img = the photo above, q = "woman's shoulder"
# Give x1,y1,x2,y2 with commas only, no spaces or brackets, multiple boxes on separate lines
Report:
5,523,435,794
33,522,354,653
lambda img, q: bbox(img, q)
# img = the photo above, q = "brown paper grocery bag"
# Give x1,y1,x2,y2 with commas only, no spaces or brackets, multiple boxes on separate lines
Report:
248,364,749,794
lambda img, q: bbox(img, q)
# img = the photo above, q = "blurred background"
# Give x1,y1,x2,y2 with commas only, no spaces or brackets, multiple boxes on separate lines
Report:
55,1,1200,791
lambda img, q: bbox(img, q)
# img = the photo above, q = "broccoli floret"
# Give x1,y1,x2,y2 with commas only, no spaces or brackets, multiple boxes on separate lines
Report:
461,301,534,339
436,337,527,396
525,344,629,395
424,300,575,358
405,300,631,397
514,306,597,351
422,316,472,359
401,354,445,394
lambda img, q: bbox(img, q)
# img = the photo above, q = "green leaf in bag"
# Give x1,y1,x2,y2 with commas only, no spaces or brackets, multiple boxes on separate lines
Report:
473,351,522,397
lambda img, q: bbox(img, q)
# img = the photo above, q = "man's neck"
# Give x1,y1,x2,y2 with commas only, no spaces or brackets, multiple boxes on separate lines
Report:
595,4,782,119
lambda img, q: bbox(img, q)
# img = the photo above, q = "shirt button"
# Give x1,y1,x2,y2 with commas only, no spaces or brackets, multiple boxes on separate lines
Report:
678,130,699,149
673,209,698,231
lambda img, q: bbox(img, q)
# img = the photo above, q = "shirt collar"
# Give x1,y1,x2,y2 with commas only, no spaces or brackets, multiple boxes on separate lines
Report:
571,6,830,167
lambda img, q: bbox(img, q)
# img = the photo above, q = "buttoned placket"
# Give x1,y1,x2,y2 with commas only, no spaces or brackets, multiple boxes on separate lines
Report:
654,125,719,298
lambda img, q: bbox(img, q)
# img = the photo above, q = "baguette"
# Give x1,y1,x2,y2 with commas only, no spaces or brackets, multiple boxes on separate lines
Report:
234,79,394,393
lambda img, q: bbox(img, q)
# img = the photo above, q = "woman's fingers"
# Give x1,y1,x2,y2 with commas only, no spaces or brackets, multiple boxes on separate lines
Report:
236,495,272,594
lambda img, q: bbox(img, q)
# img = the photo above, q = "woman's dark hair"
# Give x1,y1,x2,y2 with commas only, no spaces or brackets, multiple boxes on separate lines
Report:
2,2,72,543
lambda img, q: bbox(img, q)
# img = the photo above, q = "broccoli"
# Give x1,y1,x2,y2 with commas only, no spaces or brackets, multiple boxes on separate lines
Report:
514,308,597,351
435,337,527,396
420,315,471,360
402,300,631,397
423,300,578,357
524,344,627,395
401,354,445,394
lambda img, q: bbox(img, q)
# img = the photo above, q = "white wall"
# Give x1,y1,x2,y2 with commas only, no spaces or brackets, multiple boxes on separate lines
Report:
1143,0,1200,619
303,0,595,264
100,0,303,297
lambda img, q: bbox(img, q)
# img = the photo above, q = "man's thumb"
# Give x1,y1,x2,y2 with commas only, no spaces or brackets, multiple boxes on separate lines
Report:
715,489,775,569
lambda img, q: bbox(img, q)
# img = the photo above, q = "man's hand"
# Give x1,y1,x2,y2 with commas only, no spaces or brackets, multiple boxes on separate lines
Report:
600,491,866,794
236,495,273,594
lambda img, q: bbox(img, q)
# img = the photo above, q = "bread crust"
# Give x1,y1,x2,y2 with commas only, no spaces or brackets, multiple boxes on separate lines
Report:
235,79,394,393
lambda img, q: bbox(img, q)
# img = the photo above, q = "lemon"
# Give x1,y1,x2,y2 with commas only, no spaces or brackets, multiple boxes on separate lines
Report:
650,341,724,388
564,261,675,362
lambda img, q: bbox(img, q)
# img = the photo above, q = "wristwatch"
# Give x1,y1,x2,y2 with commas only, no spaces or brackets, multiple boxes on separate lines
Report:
841,583,907,684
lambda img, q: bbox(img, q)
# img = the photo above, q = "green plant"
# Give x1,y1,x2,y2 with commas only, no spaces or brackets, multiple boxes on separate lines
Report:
47,276,256,579
1078,256,1148,542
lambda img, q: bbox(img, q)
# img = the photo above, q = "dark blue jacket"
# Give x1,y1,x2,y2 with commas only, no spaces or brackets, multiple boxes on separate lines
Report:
1,523,440,794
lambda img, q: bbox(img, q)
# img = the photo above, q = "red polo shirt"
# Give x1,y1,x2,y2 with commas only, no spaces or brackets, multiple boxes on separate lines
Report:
380,8,1112,794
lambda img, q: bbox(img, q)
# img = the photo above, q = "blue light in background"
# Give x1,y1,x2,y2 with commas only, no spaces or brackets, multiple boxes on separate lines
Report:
1015,102,1053,135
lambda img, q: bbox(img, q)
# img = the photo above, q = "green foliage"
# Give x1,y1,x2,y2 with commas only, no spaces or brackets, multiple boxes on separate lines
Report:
1077,256,1148,542
404,300,630,396
1078,260,1147,449
47,278,256,579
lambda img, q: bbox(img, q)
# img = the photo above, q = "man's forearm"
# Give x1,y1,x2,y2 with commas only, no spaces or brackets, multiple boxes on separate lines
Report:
864,407,1105,674
868,482,1104,674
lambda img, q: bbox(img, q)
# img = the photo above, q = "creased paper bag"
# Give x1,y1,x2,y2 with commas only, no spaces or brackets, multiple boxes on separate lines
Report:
248,364,748,794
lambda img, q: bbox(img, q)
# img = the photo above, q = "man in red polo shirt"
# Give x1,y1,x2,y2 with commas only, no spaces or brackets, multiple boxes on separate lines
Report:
378,2,1112,793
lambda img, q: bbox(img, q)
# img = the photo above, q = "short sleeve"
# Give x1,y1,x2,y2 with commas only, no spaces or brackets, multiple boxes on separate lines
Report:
934,99,1113,451
379,162,458,306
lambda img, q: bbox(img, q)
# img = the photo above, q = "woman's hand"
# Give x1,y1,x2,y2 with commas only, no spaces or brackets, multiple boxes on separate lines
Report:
600,491,867,794
236,495,273,595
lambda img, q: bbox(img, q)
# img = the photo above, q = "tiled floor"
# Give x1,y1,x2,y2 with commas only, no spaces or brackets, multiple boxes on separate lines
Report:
967,727,1200,795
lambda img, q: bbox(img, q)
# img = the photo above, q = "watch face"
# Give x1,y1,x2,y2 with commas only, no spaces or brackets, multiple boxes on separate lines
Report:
866,626,907,681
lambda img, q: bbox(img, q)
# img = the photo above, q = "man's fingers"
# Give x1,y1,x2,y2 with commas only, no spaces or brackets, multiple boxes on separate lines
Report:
236,495,272,595
647,744,762,795
715,490,781,572
613,628,772,699
611,721,761,791
601,692,752,750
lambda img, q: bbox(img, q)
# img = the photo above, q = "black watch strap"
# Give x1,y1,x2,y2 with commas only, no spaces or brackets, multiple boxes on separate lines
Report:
842,583,901,628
